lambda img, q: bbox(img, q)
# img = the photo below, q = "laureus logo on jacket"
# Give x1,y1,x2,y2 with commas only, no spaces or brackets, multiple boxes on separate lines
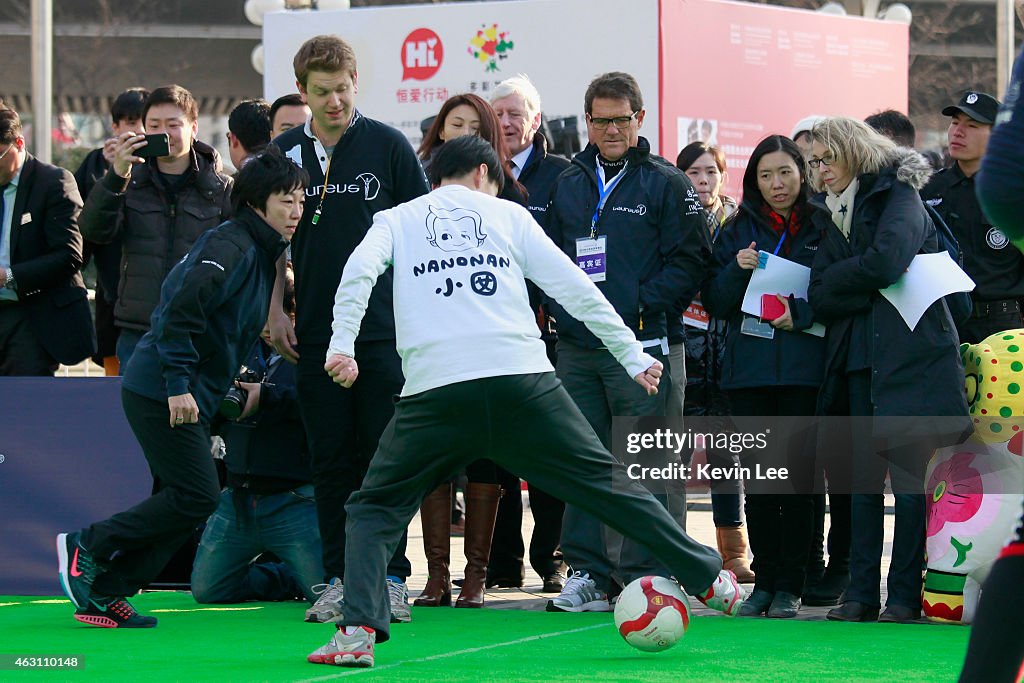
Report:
305,173,381,201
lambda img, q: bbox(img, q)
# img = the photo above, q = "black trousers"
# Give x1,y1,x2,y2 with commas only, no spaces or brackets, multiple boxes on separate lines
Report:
83,389,221,597
296,340,410,582
340,372,721,642
489,466,565,579
958,501,1024,683
728,386,818,597
0,304,58,376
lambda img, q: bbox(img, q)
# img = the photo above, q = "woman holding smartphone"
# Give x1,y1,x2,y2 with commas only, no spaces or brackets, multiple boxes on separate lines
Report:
703,135,826,618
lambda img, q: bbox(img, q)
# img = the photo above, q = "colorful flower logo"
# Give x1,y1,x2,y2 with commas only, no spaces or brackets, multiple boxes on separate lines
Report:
927,451,984,540
468,24,514,73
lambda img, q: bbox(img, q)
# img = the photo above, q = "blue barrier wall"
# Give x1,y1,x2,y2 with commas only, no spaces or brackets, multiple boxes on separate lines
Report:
1,378,151,595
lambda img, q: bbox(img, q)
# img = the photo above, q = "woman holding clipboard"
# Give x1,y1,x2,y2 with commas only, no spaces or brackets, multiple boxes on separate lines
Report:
703,134,826,618
806,117,969,624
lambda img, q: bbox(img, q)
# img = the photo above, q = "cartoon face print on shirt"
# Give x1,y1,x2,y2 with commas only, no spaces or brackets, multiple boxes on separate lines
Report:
426,206,487,252
416,205,511,298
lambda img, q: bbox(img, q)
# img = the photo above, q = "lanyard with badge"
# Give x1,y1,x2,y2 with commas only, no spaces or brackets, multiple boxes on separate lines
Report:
575,164,626,283
740,228,788,340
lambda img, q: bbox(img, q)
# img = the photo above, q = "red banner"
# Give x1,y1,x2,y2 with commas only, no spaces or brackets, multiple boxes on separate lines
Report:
659,0,909,198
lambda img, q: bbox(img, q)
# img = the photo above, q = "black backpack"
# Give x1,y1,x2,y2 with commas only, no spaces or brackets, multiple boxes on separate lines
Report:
925,204,973,324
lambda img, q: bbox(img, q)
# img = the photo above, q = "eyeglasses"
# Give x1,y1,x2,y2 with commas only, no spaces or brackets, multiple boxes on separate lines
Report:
807,156,833,169
587,112,639,131
0,143,14,163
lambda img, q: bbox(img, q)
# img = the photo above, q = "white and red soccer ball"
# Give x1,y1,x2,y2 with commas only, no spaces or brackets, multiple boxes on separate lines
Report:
613,576,691,652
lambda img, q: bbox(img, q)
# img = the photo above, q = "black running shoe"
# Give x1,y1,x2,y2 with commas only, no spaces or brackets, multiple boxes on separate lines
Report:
56,532,98,609
74,596,157,629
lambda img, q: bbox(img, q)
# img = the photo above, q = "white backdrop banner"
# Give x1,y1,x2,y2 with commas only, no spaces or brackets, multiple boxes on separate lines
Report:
263,0,661,152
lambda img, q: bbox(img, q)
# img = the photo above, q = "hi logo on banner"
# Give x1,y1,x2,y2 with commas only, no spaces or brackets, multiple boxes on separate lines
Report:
402,28,443,81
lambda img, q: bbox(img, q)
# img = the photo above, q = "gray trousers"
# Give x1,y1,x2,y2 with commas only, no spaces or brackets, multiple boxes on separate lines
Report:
339,372,721,642
555,342,679,592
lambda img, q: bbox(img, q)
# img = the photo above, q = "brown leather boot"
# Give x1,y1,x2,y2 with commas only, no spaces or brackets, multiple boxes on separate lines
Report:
413,484,452,607
717,525,755,583
455,483,501,608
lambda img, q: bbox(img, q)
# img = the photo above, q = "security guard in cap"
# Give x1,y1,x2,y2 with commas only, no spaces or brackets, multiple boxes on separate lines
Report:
922,90,1024,343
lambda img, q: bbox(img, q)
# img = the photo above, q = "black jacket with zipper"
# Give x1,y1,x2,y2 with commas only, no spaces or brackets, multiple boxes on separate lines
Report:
543,137,709,348
702,201,827,391
122,207,288,425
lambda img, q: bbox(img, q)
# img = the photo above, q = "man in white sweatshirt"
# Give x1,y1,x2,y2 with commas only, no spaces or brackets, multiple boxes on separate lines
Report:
307,136,743,669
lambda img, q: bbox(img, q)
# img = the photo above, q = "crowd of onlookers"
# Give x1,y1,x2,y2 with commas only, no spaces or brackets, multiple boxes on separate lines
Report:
4,30,1021,640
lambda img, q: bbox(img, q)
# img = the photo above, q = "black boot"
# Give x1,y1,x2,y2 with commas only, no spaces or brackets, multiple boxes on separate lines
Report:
803,571,850,607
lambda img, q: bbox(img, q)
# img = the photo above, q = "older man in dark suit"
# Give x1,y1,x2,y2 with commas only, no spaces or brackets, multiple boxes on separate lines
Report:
0,107,94,375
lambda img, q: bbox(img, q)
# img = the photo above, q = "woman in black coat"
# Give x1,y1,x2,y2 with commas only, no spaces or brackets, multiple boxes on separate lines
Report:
806,116,970,623
703,135,826,618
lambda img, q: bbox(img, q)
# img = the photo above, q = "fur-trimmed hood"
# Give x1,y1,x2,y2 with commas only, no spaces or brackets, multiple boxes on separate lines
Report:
887,146,934,191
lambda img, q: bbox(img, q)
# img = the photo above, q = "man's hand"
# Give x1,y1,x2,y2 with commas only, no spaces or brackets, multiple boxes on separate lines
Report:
634,359,663,396
111,131,147,178
769,294,795,331
325,353,359,388
168,392,200,428
268,309,299,364
236,381,262,420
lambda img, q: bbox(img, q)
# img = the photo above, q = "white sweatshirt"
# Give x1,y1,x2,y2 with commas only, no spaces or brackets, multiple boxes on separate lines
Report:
328,184,655,396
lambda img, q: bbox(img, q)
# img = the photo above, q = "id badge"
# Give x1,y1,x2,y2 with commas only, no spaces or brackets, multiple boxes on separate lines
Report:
575,236,607,283
683,300,710,330
740,315,775,339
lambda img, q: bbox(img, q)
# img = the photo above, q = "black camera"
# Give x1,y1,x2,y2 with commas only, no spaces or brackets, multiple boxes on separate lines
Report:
219,367,260,420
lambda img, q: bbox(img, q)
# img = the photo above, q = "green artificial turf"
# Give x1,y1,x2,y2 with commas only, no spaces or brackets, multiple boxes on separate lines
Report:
0,593,970,682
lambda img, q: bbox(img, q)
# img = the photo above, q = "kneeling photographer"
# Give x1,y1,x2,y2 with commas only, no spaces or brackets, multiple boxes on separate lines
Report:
191,273,323,604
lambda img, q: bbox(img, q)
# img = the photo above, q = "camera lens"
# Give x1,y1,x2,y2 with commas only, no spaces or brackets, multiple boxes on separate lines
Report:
219,386,248,419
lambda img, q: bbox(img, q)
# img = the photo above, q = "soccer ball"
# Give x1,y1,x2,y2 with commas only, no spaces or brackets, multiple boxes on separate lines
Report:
613,576,690,652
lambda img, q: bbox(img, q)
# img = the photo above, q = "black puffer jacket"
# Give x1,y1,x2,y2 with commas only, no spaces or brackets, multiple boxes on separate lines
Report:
808,148,970,427
79,141,233,331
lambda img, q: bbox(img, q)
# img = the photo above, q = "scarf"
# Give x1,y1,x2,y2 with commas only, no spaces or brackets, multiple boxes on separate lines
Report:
759,204,802,256
824,177,859,241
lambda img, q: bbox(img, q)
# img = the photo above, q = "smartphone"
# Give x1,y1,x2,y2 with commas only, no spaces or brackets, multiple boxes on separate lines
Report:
136,133,170,158
761,293,786,322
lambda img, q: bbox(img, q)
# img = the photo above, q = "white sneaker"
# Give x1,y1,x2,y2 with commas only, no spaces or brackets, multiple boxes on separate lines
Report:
307,625,375,668
305,578,344,623
545,571,611,613
696,569,745,616
387,578,411,623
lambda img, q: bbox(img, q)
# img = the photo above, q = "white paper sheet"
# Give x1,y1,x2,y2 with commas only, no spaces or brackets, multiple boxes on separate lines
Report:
879,252,976,331
741,251,826,337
